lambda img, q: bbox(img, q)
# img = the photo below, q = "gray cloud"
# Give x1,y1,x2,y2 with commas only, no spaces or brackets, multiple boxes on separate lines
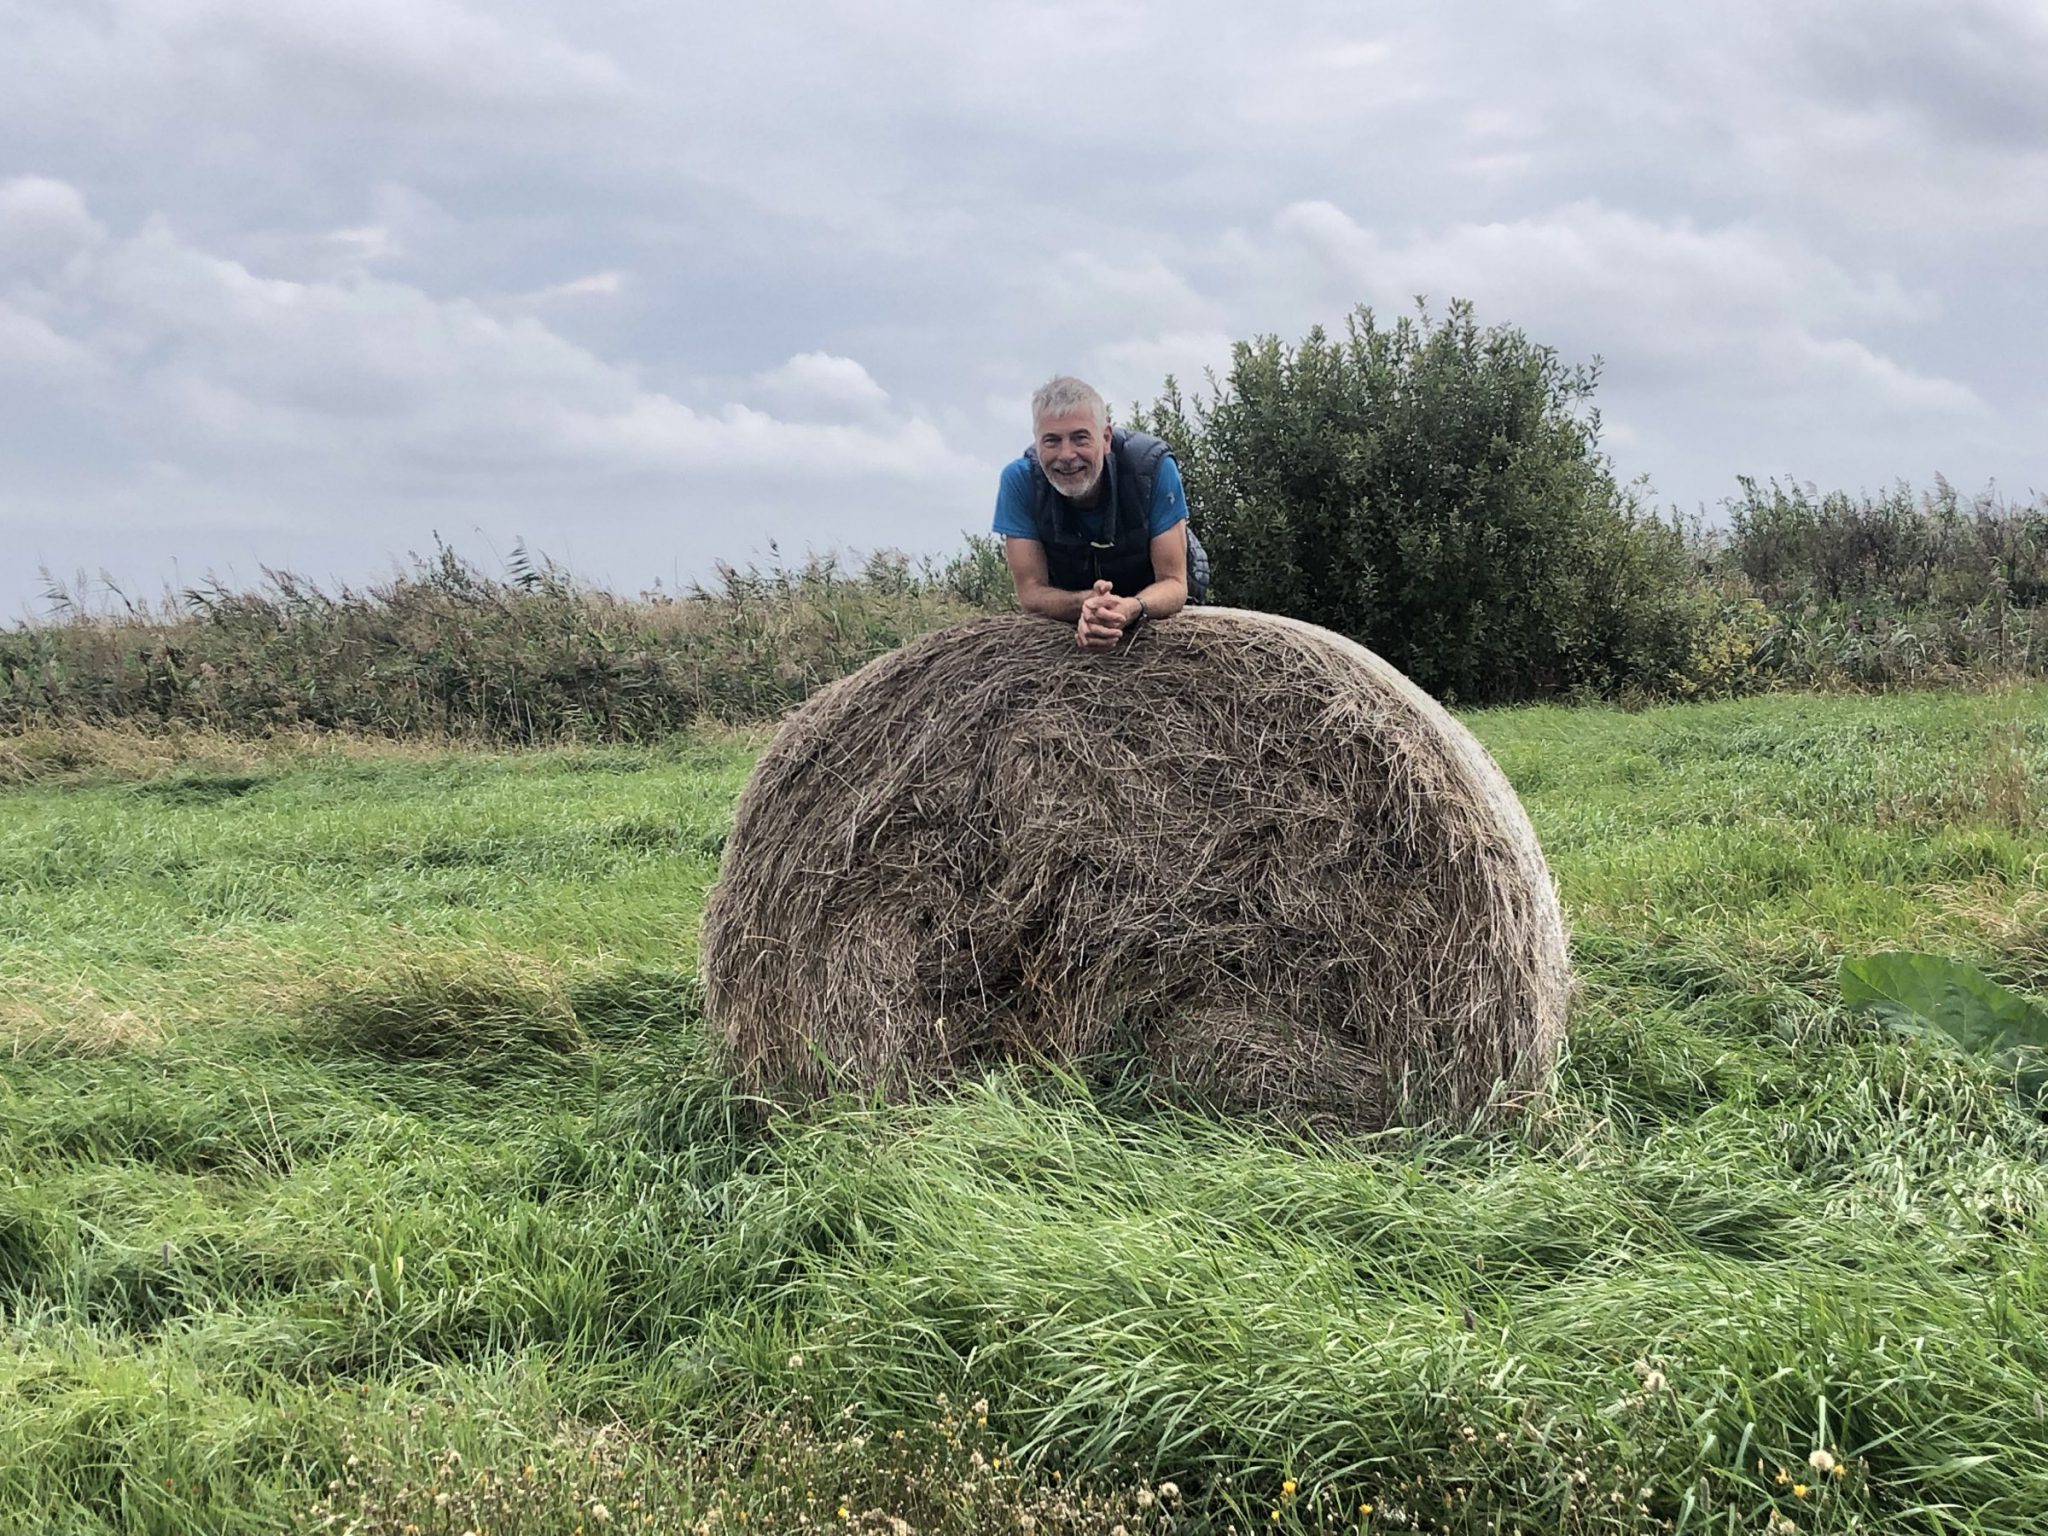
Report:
8,0,626,126
0,179,983,605
1791,0,2048,152
2,0,2042,614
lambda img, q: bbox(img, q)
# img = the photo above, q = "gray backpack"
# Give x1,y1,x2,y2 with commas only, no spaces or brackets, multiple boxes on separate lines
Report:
1185,524,1212,602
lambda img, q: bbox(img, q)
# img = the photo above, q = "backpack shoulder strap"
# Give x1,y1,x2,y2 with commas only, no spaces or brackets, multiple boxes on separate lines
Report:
1116,430,1171,504
1111,430,1171,548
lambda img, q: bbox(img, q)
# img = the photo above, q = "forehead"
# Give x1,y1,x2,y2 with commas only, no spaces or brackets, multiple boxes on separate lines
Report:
1034,406,1103,438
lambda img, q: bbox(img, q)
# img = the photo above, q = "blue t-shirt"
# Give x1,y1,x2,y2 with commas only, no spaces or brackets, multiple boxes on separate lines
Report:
992,451,1189,543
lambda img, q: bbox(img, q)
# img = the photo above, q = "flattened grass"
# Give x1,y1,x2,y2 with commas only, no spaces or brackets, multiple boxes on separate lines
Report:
2,687,2046,1533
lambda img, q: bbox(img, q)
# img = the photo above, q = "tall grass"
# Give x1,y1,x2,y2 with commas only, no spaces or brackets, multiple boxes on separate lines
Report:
4,541,1010,742
1721,478,2048,609
8,488,2048,742
1670,480,2048,697
4,688,2047,1531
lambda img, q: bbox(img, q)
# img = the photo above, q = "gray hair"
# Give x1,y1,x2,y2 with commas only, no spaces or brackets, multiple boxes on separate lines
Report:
1030,375,1108,430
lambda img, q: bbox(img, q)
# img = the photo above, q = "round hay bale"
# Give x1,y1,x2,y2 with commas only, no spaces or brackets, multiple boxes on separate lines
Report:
702,610,1571,1128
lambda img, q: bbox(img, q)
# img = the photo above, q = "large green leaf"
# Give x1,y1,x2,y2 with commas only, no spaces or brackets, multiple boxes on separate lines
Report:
1840,951,2048,1052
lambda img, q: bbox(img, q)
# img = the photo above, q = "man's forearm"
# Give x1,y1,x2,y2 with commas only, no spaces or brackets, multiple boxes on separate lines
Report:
1017,583,1091,623
1135,576,1187,621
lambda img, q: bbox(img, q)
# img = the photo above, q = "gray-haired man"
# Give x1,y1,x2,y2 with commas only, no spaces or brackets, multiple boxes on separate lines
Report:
992,376,1210,651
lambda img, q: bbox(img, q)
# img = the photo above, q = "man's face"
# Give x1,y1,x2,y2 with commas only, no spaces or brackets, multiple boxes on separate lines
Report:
1035,406,1109,501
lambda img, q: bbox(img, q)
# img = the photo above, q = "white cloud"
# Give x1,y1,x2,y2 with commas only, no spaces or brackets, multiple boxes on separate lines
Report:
524,270,626,302
1038,253,1225,339
752,352,892,418
324,226,399,266
0,302,99,379
269,185,460,284
197,0,627,112
0,184,984,576
1085,331,1238,416
1260,198,1982,425
561,398,955,480
5,0,628,126
1317,39,1396,70
0,176,107,283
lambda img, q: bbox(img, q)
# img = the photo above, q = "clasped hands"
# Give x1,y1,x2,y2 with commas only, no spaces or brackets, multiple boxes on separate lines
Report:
1076,580,1142,651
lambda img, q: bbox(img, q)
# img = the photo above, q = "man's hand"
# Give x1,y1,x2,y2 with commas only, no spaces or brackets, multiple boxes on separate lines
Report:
1076,580,1136,650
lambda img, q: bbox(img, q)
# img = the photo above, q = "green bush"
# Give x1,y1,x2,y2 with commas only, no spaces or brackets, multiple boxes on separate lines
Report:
1139,300,1702,702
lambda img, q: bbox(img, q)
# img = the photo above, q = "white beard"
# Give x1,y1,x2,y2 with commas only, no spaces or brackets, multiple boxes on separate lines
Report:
1046,463,1103,501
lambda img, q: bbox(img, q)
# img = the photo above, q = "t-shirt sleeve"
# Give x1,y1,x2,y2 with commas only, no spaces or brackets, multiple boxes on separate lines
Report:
992,459,1041,539
1149,454,1190,537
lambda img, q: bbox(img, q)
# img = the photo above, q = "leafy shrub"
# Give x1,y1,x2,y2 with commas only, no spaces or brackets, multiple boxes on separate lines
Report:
1138,300,1702,702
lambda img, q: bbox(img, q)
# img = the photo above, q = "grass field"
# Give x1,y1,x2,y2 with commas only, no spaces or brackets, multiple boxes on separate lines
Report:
4,687,2047,1535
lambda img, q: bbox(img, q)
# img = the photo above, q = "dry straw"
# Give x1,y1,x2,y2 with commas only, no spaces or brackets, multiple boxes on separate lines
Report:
703,610,1571,1128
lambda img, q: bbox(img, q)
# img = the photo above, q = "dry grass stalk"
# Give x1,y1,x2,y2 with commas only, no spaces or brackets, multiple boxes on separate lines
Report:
0,722,448,787
704,610,1572,1129
2,986,167,1058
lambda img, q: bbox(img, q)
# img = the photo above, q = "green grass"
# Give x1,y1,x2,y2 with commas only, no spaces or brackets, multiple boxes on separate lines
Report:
3,687,2047,1534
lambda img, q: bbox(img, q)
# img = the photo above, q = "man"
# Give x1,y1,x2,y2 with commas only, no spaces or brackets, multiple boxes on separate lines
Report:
993,376,1208,651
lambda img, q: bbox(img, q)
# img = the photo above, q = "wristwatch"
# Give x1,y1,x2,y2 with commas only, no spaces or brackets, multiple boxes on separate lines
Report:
1133,595,1152,626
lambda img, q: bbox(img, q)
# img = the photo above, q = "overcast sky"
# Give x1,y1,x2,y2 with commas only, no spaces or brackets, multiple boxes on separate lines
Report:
3,0,2044,618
